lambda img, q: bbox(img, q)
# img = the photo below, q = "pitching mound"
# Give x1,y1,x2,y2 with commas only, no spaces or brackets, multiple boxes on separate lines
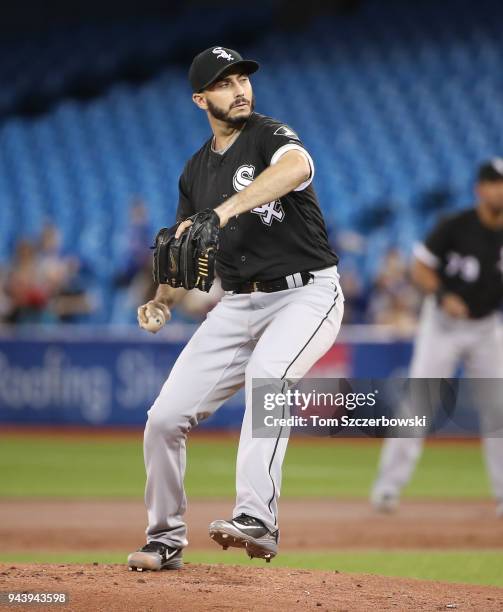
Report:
1,563,503,611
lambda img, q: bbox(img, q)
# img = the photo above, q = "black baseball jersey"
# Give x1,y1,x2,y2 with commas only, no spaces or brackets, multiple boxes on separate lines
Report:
176,112,338,290
416,208,503,318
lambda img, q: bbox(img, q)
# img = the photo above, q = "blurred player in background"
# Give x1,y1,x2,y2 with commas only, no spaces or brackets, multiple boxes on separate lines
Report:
371,159,503,516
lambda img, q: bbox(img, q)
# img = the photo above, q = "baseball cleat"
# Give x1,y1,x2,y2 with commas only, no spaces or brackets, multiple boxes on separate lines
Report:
371,492,399,514
127,541,183,571
209,514,278,561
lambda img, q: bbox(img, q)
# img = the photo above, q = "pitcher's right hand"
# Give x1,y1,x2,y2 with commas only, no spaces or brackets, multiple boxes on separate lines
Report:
137,300,171,333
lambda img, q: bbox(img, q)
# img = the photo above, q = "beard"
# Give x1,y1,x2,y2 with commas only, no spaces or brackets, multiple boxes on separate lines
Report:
206,95,255,127
487,202,503,218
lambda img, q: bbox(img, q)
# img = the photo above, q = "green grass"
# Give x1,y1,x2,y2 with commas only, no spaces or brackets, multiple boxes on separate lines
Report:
0,435,499,588
1,550,502,587
0,435,490,499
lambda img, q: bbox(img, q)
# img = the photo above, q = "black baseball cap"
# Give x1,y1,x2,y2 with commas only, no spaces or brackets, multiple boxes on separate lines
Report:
478,158,503,182
189,46,259,93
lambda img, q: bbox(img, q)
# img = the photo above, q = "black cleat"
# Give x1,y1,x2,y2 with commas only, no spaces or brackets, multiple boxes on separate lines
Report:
209,514,278,562
127,541,183,571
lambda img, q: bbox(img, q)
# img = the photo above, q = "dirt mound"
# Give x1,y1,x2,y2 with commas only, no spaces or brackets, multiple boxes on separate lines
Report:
1,563,502,612
1,499,503,552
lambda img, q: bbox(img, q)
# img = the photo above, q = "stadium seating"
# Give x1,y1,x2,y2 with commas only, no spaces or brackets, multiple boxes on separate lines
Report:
1,0,502,320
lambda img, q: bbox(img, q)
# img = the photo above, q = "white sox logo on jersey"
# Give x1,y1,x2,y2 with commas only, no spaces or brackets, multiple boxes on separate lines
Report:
212,47,234,61
232,165,285,226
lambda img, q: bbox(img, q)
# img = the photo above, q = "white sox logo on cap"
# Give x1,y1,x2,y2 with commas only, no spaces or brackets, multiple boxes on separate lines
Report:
492,158,503,175
212,47,234,62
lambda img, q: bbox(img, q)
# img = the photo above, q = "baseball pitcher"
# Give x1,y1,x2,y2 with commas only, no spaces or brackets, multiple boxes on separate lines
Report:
128,46,344,571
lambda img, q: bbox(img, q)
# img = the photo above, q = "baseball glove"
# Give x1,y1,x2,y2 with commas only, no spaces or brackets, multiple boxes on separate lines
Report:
153,208,220,292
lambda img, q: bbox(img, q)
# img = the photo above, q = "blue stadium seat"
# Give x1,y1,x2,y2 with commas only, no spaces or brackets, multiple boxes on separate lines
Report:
1,0,501,321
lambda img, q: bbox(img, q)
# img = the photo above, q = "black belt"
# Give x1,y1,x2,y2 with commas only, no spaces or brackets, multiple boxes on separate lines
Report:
228,271,313,294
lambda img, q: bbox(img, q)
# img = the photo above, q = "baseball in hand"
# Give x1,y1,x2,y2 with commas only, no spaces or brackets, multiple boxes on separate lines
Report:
139,303,170,333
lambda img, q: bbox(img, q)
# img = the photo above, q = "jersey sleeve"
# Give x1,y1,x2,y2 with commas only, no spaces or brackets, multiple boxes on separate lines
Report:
175,165,194,222
413,217,453,268
256,120,315,191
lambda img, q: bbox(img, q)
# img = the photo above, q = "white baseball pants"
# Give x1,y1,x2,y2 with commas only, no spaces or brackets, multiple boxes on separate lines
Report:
372,296,503,501
143,265,344,548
